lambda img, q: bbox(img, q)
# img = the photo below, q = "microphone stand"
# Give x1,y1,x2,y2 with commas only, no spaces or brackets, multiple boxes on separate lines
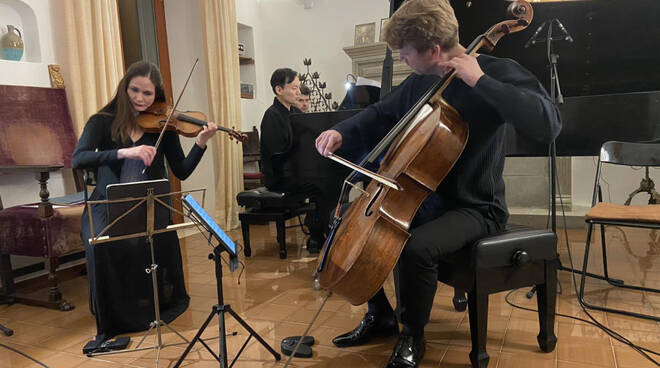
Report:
525,19,623,299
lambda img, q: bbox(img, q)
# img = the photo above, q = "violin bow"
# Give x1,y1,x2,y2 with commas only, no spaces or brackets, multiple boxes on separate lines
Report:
142,58,199,174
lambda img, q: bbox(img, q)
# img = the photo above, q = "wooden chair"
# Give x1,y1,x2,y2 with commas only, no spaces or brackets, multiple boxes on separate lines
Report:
242,126,262,190
578,140,660,321
0,85,82,311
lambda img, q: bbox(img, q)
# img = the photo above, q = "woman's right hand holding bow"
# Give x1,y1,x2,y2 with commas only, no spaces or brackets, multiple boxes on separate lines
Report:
118,145,156,166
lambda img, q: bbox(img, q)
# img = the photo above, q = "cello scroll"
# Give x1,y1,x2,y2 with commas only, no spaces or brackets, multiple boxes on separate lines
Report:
481,0,534,52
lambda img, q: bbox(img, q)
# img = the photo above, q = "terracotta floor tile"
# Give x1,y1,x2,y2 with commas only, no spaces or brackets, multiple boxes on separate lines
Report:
498,350,557,368
1,226,658,367
556,340,616,367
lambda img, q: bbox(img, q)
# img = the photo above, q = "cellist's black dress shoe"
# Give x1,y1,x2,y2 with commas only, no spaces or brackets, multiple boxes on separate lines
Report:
386,334,426,368
332,313,398,347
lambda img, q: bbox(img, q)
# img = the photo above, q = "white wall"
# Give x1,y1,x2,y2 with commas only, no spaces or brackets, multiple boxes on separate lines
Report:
572,156,659,208
237,0,389,131
0,0,69,212
236,0,267,131
164,0,216,218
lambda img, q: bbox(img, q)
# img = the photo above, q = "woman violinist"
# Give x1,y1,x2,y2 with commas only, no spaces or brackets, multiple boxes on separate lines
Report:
315,0,561,366
72,61,218,349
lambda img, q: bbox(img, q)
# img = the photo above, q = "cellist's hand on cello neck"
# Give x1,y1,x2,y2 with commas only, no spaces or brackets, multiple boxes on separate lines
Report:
315,129,343,157
438,54,485,88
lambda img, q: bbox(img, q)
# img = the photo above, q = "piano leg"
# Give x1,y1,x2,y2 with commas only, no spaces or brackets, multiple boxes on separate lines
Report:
241,217,251,257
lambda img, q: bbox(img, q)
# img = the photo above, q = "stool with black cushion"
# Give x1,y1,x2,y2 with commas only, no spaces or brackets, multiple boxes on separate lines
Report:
438,224,558,368
237,187,315,259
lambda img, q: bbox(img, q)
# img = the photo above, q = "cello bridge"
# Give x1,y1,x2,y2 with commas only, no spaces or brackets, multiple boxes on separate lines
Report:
343,180,369,198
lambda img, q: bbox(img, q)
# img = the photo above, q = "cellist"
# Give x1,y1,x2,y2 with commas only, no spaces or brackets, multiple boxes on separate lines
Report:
315,0,561,367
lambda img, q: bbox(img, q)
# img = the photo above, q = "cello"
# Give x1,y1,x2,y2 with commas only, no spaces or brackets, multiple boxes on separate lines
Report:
316,1,535,306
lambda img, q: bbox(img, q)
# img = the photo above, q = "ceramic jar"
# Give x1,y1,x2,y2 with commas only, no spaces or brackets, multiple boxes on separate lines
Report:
1,25,24,61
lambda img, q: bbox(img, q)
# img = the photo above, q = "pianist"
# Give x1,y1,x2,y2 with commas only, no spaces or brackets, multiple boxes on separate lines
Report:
260,68,328,253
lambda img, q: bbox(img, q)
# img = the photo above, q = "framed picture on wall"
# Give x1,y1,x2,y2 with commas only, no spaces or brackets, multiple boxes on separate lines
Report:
354,22,376,46
379,18,389,42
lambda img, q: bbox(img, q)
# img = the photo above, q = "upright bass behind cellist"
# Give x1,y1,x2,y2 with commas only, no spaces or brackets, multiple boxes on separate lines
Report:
314,0,561,366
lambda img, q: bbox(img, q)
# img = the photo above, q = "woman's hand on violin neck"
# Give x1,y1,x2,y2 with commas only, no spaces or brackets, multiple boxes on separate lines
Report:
195,121,219,149
315,129,343,157
438,54,484,88
118,145,156,166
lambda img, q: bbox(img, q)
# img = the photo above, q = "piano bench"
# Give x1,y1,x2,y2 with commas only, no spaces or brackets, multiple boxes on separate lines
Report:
237,187,315,259
439,224,558,368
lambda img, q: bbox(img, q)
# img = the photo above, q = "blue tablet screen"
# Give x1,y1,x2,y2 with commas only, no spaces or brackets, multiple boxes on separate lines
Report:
183,194,236,255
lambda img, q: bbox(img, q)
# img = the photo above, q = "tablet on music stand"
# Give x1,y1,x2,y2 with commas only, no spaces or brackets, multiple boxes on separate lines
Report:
182,194,237,257
106,179,170,237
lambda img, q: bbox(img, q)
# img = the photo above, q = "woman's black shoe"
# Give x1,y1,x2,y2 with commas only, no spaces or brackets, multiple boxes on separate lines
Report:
332,313,398,347
386,334,426,368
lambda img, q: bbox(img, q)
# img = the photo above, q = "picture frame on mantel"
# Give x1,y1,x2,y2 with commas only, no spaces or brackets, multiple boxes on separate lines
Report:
379,18,389,42
354,22,376,46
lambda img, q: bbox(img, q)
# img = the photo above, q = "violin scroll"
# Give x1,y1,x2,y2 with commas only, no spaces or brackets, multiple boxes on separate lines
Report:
225,127,248,143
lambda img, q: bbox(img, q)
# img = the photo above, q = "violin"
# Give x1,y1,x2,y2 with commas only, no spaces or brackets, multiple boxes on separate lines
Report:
138,101,247,142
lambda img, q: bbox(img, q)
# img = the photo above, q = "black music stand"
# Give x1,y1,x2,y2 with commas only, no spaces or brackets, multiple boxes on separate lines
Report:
84,180,195,363
174,194,280,368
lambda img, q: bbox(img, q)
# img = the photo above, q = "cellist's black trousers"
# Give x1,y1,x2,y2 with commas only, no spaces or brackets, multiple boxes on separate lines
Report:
368,194,501,336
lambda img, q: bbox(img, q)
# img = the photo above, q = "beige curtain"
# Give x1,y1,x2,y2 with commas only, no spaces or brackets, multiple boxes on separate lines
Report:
199,0,244,229
54,0,124,135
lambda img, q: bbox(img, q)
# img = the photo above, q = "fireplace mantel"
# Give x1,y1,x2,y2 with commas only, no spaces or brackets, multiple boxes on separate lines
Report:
343,42,411,86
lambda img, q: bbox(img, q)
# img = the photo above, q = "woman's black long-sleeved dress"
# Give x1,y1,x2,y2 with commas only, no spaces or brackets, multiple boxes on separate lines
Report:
72,112,206,342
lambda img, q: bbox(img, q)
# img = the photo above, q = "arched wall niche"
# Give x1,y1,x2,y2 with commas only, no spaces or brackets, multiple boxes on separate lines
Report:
0,0,42,62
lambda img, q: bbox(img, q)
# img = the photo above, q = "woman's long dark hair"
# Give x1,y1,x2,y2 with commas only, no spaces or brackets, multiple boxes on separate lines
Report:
99,61,166,145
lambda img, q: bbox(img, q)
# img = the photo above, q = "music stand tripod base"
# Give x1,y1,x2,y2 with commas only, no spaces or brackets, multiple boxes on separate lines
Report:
173,246,280,367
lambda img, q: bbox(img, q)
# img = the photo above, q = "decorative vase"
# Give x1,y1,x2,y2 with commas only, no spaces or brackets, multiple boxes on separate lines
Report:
1,25,24,61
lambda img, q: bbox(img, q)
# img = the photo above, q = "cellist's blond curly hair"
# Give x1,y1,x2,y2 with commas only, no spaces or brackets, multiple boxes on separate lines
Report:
383,0,459,52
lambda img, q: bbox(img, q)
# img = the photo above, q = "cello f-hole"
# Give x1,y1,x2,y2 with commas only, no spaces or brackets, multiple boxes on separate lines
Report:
364,185,383,217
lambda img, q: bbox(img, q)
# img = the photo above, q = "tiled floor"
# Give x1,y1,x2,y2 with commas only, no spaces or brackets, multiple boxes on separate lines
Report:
0,222,659,367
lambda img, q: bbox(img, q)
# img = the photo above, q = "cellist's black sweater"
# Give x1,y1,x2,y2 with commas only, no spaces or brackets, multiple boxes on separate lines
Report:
333,54,562,226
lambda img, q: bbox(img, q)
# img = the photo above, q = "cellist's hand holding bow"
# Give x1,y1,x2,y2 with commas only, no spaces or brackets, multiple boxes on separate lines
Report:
438,54,485,88
315,129,343,157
